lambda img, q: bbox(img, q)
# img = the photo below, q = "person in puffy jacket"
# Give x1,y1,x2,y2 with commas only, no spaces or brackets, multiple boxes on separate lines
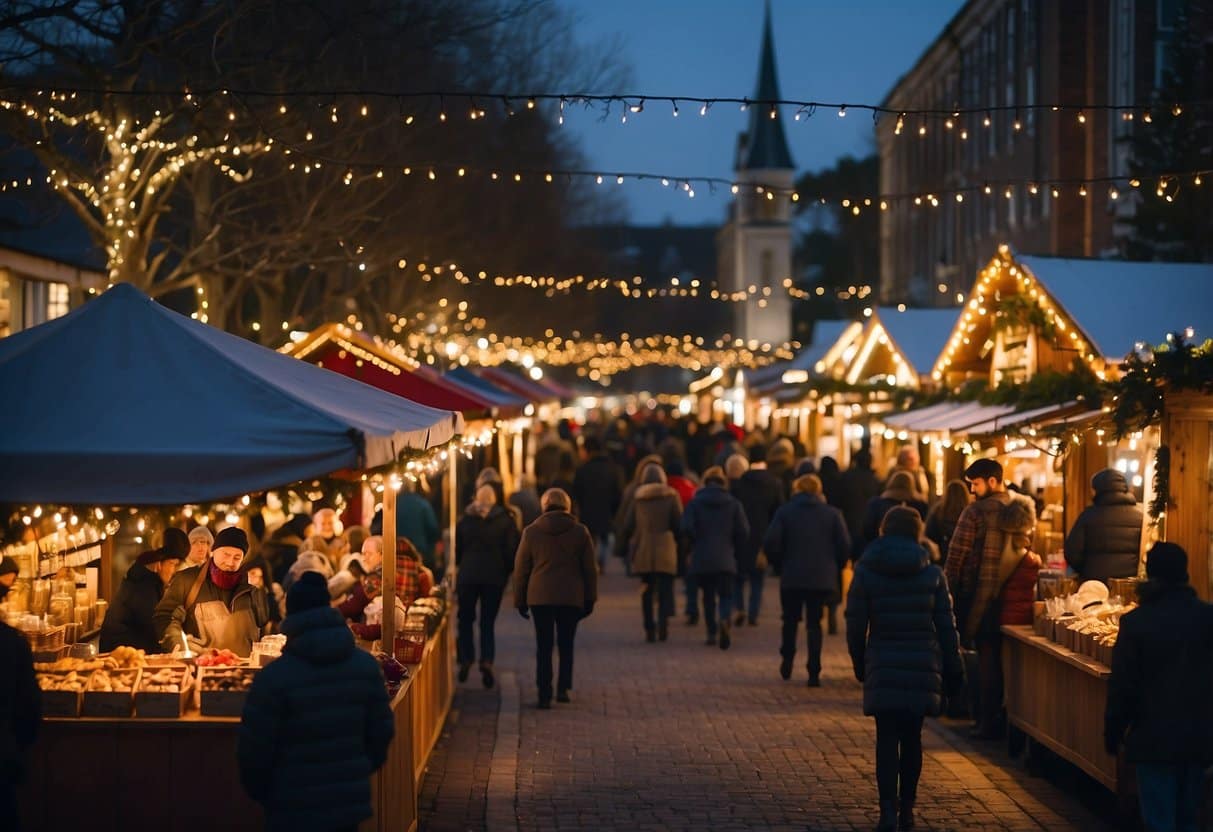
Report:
1064,468,1144,584
763,474,850,686
514,489,598,708
100,528,188,653
847,507,963,832
726,453,784,628
681,466,750,650
455,483,520,689
619,464,682,642
1105,543,1213,832
861,471,929,550
238,571,394,832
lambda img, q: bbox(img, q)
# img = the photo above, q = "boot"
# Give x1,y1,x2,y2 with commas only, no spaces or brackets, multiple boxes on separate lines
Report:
718,621,732,650
876,800,897,831
457,662,471,683
734,611,746,627
480,662,495,689
658,620,669,641
898,798,915,830
645,628,656,643
779,656,793,681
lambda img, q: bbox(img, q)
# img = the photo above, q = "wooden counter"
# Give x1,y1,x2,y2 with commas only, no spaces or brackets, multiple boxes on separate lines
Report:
18,614,453,832
1001,624,1119,791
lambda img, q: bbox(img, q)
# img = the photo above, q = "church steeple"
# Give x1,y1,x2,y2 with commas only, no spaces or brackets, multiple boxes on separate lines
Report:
739,1,794,171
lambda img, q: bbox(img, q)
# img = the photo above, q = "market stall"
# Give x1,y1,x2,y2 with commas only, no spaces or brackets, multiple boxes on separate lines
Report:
0,284,463,832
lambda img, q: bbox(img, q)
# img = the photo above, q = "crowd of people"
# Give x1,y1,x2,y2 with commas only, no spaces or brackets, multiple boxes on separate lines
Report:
4,407,1213,831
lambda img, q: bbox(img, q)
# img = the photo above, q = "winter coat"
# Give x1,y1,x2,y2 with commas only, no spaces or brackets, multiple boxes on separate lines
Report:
666,474,697,507
620,481,682,575
153,564,271,656
1105,582,1213,764
1000,552,1041,625
944,491,1036,642
681,484,750,576
100,561,169,653
513,511,598,609
1,620,40,787
729,469,785,573
839,466,882,558
396,492,441,567
846,535,963,716
763,493,851,595
509,488,543,529
455,504,519,587
238,606,394,832
572,454,626,539
861,490,929,549
924,506,962,559
1064,470,1143,583
887,464,933,504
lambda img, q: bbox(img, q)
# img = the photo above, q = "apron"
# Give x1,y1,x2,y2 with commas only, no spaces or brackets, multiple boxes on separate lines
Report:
191,594,259,657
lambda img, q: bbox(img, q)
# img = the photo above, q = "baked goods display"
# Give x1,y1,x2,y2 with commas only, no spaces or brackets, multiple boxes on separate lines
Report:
140,666,190,693
1032,580,1135,665
88,668,139,692
198,666,258,716
37,670,90,692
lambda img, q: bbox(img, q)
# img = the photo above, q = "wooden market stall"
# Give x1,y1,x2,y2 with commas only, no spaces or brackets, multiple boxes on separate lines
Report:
0,284,464,832
1158,390,1213,601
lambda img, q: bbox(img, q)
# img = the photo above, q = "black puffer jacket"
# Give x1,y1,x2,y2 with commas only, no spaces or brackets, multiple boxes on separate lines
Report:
681,484,750,576
1105,581,1213,763
1064,469,1143,583
846,534,963,716
763,493,850,595
100,561,167,653
455,504,519,587
238,606,394,832
729,469,784,572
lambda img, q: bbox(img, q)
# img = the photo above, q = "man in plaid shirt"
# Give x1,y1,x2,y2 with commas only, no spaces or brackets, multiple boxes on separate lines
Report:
944,458,1035,740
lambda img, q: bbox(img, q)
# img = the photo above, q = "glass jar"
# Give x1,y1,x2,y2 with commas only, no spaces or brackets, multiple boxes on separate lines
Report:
93,599,108,628
30,580,51,616
49,592,74,627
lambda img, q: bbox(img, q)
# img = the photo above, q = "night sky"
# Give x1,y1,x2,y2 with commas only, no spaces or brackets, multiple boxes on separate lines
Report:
564,0,967,225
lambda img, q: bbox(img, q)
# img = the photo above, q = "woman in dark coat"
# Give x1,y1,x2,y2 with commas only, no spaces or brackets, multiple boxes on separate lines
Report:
924,479,971,562
846,507,963,832
514,489,598,708
1064,468,1144,583
861,471,930,551
100,529,189,653
455,483,520,689
619,464,682,642
681,467,750,650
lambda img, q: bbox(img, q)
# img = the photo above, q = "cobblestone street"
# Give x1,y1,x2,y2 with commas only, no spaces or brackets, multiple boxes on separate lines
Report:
420,571,1114,832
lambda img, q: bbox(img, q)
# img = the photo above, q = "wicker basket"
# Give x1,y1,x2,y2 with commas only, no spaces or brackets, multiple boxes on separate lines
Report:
24,624,66,653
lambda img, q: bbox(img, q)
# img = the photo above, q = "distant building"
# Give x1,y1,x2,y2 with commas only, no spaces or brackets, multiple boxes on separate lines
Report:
588,4,796,351
877,0,1188,305
0,245,105,337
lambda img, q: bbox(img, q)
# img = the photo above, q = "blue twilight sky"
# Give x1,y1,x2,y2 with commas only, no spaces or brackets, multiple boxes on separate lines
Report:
562,0,967,225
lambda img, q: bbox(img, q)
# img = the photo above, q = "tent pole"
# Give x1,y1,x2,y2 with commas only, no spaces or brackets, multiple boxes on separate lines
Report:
382,484,397,656
448,451,458,585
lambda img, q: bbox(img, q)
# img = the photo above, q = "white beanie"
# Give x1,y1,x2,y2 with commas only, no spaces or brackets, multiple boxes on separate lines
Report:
188,526,214,546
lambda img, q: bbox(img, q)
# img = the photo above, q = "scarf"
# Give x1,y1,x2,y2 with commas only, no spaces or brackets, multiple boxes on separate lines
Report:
209,561,242,590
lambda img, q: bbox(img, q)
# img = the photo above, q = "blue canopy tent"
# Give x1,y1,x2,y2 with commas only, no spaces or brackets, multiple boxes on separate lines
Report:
0,284,463,504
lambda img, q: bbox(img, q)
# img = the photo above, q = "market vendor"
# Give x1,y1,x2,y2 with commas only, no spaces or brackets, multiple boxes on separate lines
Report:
100,528,189,653
153,527,270,657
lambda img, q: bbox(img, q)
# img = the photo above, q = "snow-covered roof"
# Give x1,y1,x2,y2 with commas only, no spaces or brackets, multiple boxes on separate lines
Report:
875,307,963,374
1018,256,1213,358
881,401,1017,432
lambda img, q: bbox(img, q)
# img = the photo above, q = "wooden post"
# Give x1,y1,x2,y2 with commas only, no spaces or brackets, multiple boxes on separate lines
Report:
447,452,458,585
382,484,397,652
1161,391,1213,601
497,427,513,501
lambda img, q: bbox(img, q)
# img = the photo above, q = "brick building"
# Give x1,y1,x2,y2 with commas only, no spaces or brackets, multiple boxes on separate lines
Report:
877,0,1186,305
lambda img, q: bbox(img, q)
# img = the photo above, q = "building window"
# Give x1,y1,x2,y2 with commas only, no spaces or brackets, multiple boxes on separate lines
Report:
1109,0,1135,177
986,25,998,158
1155,0,1180,87
1023,0,1037,135
46,282,70,320
1007,190,1017,230
1006,6,1017,145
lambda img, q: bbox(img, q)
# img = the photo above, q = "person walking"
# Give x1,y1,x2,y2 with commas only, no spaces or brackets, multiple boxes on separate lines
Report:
2,556,40,831
924,480,971,561
1105,542,1213,832
455,483,520,689
861,471,929,553
572,436,626,574
763,474,850,686
619,464,682,642
681,466,750,650
514,489,598,708
1064,468,1144,584
943,458,1035,740
847,507,963,831
840,449,882,560
886,446,933,504
237,571,394,832
726,453,784,627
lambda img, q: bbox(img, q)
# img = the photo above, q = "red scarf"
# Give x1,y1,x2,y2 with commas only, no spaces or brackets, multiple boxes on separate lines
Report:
209,561,242,590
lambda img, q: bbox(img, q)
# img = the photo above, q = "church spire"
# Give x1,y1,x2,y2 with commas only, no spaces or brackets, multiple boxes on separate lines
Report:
739,0,794,171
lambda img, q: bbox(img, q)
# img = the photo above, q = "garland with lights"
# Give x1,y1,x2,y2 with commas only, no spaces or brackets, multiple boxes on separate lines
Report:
1109,332,1213,438
2,83,1205,126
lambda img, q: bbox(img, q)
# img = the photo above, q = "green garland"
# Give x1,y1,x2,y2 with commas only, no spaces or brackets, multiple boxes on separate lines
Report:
1150,445,1170,522
1110,333,1213,438
992,293,1057,341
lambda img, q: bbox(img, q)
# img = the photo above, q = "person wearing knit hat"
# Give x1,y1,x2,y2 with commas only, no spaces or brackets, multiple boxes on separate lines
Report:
186,525,214,567
100,528,190,653
1106,542,1213,831
238,570,394,831
153,525,269,658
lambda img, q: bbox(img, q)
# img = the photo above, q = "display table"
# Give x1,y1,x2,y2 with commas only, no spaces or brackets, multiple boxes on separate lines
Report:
1001,624,1120,791
18,614,453,832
